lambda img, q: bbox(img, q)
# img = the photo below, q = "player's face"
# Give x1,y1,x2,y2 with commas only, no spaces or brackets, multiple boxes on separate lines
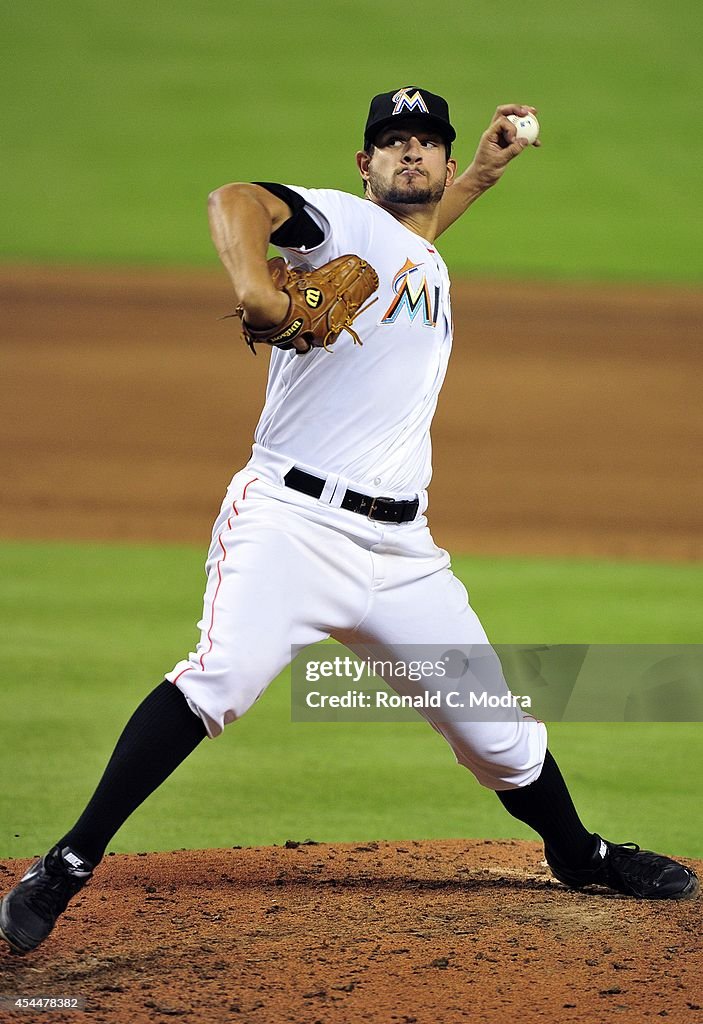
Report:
359,122,455,207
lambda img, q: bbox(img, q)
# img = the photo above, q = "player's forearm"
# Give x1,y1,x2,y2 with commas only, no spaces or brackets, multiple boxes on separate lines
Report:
208,185,276,301
436,105,537,237
436,165,493,236
208,184,290,327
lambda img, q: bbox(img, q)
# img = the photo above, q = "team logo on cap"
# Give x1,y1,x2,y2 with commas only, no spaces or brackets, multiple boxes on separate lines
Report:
392,88,429,116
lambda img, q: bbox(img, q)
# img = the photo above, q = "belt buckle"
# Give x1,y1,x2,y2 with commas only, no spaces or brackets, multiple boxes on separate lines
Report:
367,495,394,520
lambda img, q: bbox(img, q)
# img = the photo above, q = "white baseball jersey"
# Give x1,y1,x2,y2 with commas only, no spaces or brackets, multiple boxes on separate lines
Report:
253,187,453,496
168,181,547,786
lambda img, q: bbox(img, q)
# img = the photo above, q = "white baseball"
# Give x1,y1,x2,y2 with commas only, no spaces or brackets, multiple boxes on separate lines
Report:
507,113,540,145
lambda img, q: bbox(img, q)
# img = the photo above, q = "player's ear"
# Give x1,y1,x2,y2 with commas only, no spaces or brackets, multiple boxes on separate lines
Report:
445,157,457,188
356,150,371,186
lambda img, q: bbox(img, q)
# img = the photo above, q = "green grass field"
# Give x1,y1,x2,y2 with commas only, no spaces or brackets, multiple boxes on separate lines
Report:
1,5,700,863
2,1,702,280
0,540,700,859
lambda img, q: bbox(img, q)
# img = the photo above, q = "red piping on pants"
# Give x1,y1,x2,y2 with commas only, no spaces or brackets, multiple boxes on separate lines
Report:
171,476,259,685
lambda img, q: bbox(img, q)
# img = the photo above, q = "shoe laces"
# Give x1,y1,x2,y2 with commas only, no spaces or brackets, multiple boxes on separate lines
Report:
606,842,664,886
26,864,84,920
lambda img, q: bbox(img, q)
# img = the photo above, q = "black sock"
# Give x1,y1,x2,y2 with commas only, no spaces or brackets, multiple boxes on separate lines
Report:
496,749,597,866
57,680,207,866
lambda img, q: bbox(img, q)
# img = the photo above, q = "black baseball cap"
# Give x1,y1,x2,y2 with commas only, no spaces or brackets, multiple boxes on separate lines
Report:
364,86,456,146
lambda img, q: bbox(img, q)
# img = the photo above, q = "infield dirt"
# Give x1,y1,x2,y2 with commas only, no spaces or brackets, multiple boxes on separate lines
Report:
1,841,702,1024
2,266,702,559
1,268,702,1023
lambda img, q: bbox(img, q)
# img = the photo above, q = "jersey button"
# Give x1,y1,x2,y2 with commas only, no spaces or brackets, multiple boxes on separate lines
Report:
373,477,381,487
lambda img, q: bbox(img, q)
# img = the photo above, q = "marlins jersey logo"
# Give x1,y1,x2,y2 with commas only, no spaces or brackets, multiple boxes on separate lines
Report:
381,259,440,327
392,88,429,116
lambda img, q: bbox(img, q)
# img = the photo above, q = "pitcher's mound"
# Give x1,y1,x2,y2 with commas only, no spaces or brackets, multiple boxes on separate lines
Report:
1,840,701,1023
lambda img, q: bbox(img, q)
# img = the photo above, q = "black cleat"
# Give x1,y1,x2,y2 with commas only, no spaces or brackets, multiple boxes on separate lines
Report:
0,845,93,954
547,834,699,900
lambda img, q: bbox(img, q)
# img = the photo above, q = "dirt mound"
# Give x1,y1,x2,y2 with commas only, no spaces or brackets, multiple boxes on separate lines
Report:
1,841,701,1023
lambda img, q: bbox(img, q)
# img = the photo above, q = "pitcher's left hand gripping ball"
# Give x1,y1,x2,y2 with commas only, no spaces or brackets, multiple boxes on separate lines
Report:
235,253,379,354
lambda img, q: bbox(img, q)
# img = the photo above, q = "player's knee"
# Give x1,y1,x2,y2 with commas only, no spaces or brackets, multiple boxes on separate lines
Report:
458,749,545,790
173,665,270,738
448,720,548,790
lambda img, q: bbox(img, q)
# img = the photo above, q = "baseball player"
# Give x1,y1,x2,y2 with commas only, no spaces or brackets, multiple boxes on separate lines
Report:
1,87,697,956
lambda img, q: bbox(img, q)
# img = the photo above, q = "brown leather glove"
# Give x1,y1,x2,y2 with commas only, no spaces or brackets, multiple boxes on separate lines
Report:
235,254,379,355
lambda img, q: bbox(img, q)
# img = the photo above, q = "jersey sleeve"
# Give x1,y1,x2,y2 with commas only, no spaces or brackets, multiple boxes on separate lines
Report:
254,183,326,249
268,186,374,267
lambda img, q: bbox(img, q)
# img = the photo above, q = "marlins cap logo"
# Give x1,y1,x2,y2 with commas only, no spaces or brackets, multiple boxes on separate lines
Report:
392,88,429,116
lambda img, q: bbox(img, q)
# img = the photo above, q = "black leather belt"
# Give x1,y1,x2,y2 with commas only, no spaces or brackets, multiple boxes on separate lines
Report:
283,467,419,524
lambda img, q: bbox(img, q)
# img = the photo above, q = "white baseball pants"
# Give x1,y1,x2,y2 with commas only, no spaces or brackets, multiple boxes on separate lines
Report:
167,447,547,790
